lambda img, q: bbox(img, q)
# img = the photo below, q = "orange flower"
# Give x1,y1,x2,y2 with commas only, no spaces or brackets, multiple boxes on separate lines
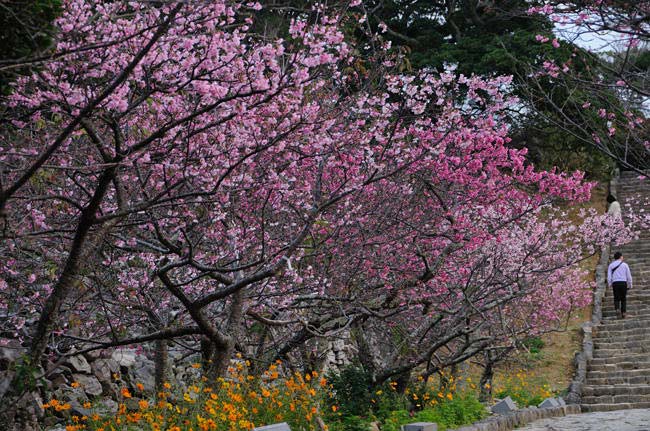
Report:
70,382,80,388
121,387,132,398
136,382,144,391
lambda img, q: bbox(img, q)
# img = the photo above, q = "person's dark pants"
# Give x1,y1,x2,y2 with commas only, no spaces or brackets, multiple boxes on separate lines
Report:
612,281,628,314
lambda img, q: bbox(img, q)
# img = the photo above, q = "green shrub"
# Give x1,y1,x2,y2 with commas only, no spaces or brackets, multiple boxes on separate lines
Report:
428,393,486,428
326,365,376,417
327,415,372,431
522,337,545,354
325,366,407,420
380,393,486,431
494,372,554,407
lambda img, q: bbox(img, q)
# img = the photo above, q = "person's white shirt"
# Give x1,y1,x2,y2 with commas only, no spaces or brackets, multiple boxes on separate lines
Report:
607,259,633,289
608,200,622,218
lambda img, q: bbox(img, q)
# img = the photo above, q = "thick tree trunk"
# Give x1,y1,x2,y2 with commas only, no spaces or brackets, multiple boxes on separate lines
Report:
202,289,244,381
154,339,169,394
479,362,494,403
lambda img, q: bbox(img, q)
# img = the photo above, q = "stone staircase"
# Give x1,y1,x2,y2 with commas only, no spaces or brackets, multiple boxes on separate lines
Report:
581,170,650,412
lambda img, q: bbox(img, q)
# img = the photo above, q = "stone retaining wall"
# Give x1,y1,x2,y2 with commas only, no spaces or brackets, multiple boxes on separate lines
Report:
446,405,581,431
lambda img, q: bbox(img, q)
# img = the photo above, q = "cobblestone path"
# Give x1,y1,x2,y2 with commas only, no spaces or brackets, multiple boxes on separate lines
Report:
516,408,650,430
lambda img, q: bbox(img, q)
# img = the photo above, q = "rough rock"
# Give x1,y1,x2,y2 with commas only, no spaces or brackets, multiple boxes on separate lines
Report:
111,349,137,368
491,396,517,414
67,355,91,374
91,358,119,383
538,398,559,409
253,423,291,431
0,340,25,369
0,370,15,398
72,373,103,397
403,423,438,431
128,358,156,393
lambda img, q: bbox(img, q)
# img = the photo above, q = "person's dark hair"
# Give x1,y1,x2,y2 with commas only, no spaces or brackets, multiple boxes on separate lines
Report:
614,252,623,259
607,194,617,204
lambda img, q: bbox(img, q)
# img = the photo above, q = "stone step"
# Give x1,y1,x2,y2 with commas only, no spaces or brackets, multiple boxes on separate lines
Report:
593,330,650,340
593,334,650,345
601,307,650,315
602,291,650,298
587,374,650,386
601,310,650,319
596,316,650,331
582,384,650,397
593,340,650,350
587,368,650,378
593,346,650,359
602,296,650,303
581,393,650,405
588,365,650,374
580,402,650,412
589,353,650,367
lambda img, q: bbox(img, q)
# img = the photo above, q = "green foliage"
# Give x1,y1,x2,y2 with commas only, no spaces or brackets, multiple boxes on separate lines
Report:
381,393,486,431
326,365,486,431
520,336,546,361
11,355,42,394
327,415,372,431
522,336,545,355
325,365,407,419
494,374,555,407
326,365,376,417
0,0,62,93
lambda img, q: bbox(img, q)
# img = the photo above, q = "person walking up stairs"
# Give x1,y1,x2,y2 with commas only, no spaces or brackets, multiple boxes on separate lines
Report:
581,171,650,412
607,252,633,319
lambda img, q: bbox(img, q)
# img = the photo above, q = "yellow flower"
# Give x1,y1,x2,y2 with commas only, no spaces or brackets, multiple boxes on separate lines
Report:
446,393,453,400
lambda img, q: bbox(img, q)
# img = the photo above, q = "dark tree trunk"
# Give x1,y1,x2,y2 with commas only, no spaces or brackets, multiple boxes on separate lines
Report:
154,339,169,394
479,362,494,403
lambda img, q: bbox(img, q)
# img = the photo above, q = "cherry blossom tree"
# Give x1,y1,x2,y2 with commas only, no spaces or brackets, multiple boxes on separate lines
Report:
525,1,650,173
0,1,646,429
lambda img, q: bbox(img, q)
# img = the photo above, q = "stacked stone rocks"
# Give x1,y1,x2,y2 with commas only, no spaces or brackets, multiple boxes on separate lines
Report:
582,170,650,412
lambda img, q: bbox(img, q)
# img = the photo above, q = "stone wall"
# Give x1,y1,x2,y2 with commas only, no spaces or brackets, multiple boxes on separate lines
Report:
446,405,581,431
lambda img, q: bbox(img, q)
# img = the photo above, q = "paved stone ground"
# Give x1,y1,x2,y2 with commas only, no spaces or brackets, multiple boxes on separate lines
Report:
516,408,650,430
